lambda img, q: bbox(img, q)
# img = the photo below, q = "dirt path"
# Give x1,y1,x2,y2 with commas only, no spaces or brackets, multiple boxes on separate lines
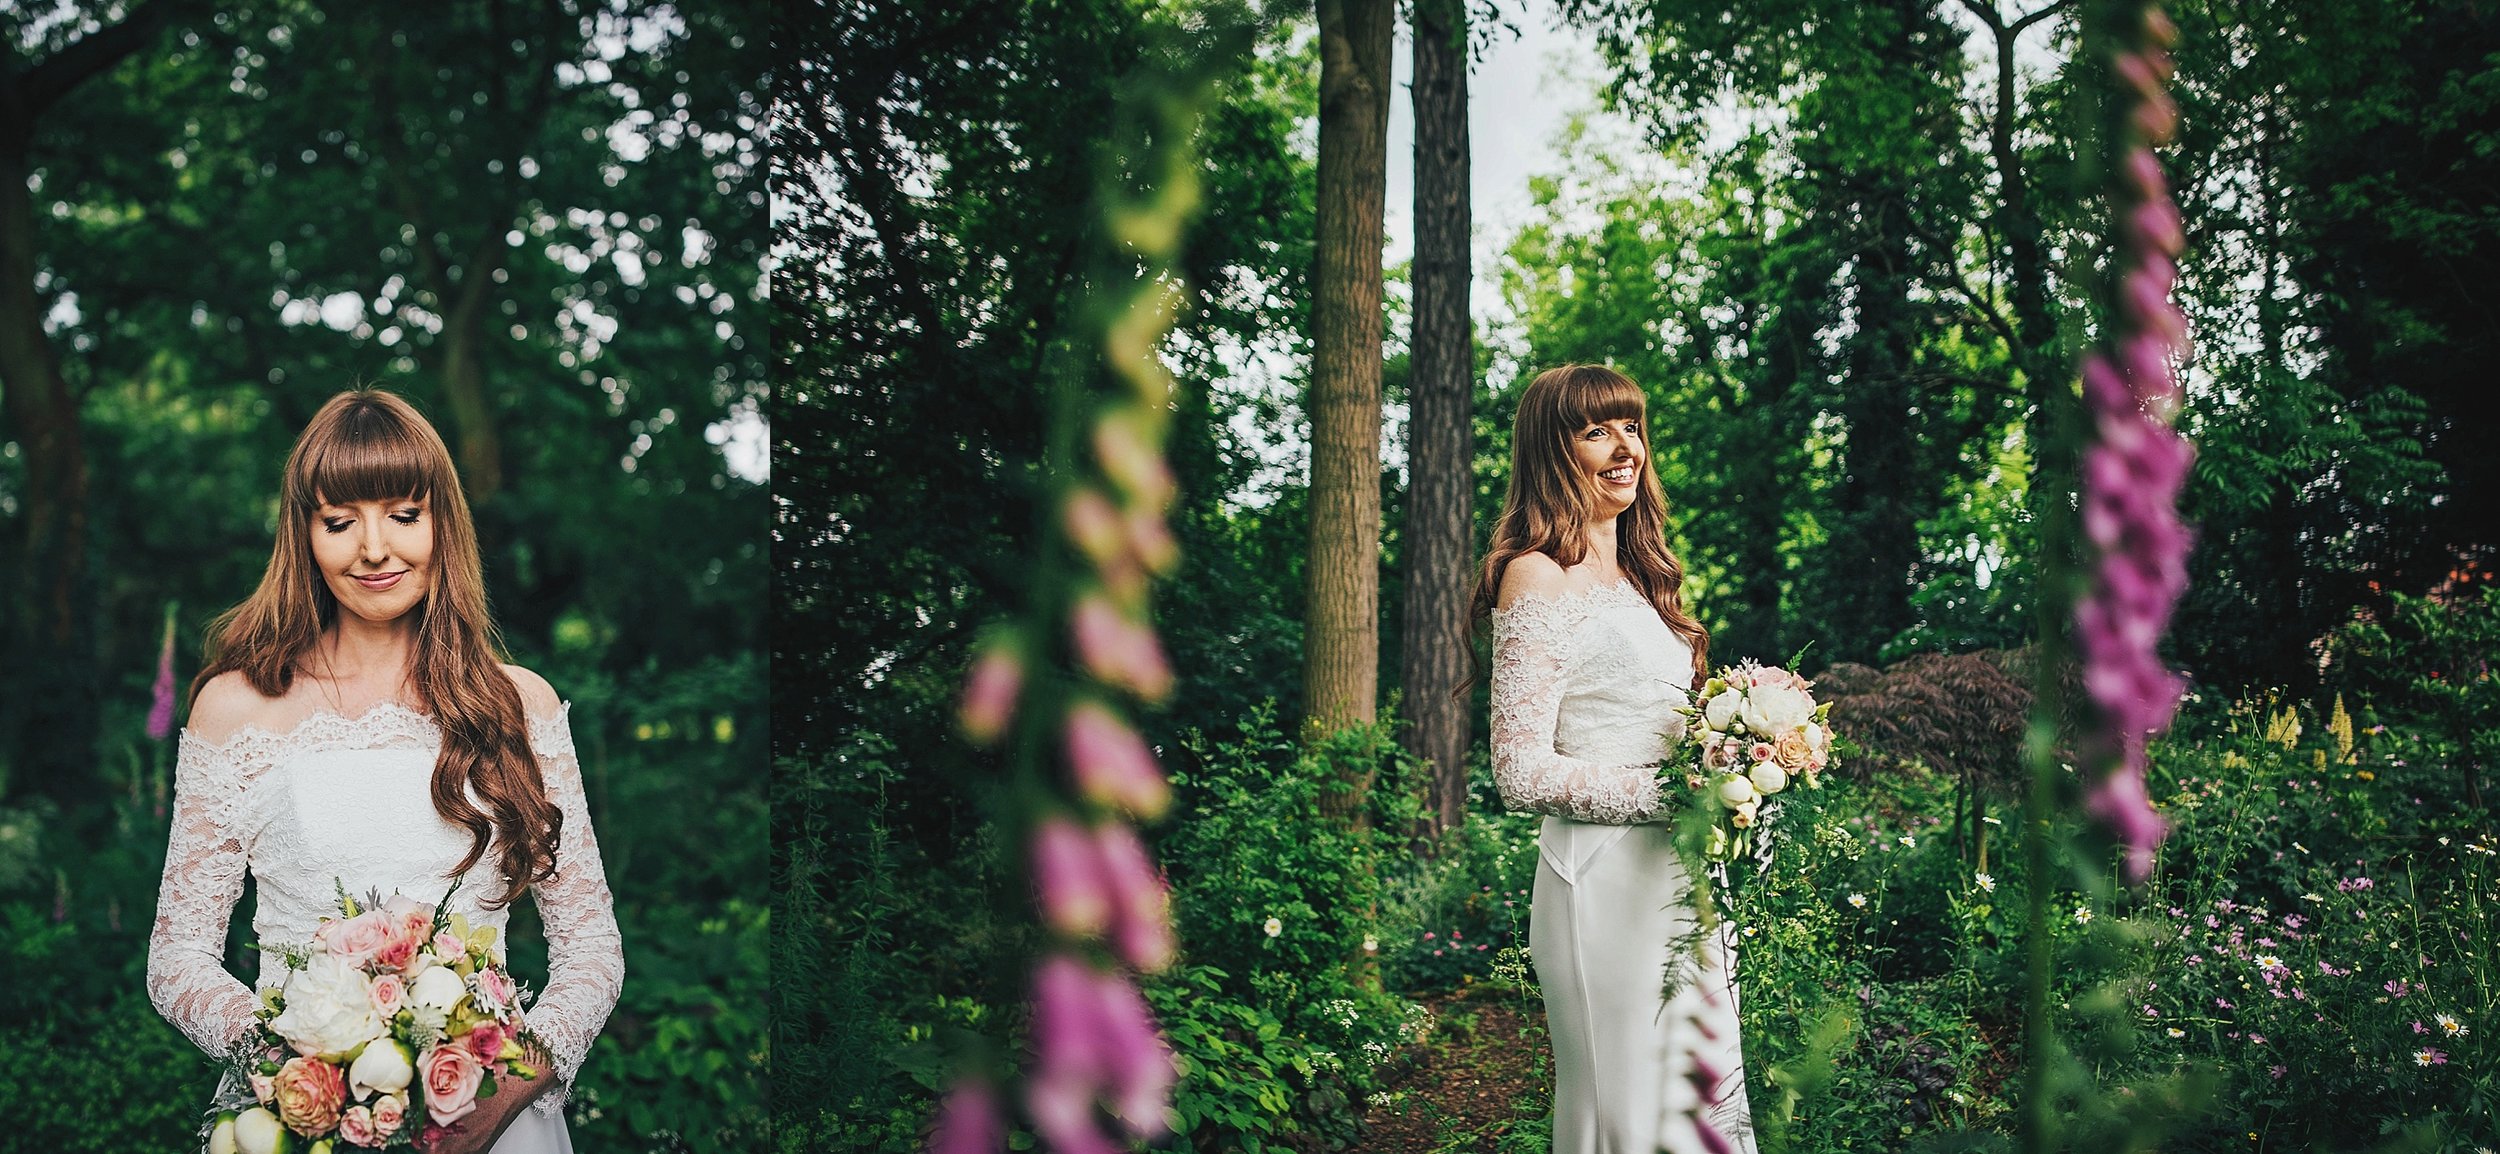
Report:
1352,986,1552,1153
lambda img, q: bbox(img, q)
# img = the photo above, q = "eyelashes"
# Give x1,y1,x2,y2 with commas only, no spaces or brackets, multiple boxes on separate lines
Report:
318,510,424,533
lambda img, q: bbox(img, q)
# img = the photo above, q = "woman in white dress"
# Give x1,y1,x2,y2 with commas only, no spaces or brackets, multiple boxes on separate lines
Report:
1473,364,1753,1154
147,390,624,1153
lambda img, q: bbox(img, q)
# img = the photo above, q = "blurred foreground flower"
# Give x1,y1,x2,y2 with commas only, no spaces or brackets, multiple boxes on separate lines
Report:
2075,2,2191,883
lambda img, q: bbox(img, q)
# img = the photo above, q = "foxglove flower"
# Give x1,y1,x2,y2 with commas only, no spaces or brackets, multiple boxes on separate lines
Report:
2074,5,2192,882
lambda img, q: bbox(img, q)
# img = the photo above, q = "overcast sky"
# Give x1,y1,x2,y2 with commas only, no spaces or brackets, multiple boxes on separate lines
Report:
1381,0,1630,320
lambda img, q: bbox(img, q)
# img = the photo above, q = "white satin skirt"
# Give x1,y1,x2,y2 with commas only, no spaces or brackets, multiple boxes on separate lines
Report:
1530,817,1755,1154
490,1103,577,1153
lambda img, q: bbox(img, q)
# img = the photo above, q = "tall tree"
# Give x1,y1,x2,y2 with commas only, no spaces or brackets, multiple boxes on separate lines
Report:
0,0,186,803
1302,0,1393,746
1401,0,1474,838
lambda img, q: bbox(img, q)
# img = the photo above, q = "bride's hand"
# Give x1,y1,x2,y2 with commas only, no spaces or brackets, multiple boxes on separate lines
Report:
418,1043,557,1154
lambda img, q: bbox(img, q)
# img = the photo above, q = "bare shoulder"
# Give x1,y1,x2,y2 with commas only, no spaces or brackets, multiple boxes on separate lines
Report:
187,670,286,744
1496,551,1571,611
499,663,565,721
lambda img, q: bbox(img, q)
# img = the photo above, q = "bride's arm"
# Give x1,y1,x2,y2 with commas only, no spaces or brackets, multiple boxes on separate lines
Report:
146,676,267,1060
1489,556,1668,826
508,667,625,1116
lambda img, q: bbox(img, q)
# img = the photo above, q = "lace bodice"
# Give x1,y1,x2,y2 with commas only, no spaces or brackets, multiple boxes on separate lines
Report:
146,702,624,1114
1490,580,1696,825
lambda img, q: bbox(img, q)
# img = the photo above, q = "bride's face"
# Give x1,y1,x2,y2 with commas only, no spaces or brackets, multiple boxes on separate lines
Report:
311,496,434,625
1570,416,1644,519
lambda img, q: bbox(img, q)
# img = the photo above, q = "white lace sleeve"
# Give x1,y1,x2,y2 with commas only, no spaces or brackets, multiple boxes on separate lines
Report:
147,733,264,1060
1490,594,1665,825
523,709,625,1113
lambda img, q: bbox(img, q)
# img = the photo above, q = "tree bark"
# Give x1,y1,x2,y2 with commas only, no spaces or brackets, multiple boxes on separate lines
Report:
1303,0,1394,758
1402,0,1473,843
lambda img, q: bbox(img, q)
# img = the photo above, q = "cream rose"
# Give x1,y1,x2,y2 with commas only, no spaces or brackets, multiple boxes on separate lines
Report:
231,1106,289,1154
1740,683,1814,736
349,1037,415,1096
1773,730,1814,771
1748,762,1790,795
408,964,469,1015
270,954,386,1059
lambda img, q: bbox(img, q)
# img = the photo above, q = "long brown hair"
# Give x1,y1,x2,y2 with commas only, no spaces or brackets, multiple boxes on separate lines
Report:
1470,364,1709,684
190,389,559,906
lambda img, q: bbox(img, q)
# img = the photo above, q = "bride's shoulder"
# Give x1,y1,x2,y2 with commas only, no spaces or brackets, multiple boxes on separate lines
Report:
1495,551,1572,611
498,663,564,722
186,670,293,745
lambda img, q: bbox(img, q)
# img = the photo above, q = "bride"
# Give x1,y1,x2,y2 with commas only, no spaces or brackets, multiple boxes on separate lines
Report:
147,390,624,1153
1474,364,1753,1154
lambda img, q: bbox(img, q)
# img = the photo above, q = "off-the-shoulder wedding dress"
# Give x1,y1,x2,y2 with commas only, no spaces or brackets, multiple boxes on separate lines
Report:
147,702,624,1153
1491,579,1753,1154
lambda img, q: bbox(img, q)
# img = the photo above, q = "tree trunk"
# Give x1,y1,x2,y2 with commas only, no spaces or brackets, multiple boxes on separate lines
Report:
1402,0,1473,844
0,3,175,805
1303,0,1393,760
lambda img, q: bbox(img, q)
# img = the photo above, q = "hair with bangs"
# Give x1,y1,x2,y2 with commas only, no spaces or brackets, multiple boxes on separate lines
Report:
1471,364,1709,682
191,389,559,906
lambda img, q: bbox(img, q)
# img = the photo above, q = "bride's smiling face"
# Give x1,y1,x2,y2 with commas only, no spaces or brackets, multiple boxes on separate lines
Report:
311,495,433,625
1571,416,1645,519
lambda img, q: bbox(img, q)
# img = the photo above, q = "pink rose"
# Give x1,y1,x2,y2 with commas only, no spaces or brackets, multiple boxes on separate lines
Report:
1749,742,1775,763
432,931,467,962
473,967,518,1015
462,1022,508,1064
374,897,434,975
315,910,398,970
271,1055,347,1135
248,1073,276,1104
369,974,406,1016
371,1094,407,1136
421,1044,486,1125
338,1105,380,1148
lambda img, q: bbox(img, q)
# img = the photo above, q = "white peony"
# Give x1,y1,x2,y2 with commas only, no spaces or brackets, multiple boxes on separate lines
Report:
1703,692,1743,732
232,1107,291,1154
270,954,385,1060
407,963,468,1015
1715,775,1758,809
348,1037,415,1096
1741,683,1814,736
208,1112,239,1154
1749,762,1790,795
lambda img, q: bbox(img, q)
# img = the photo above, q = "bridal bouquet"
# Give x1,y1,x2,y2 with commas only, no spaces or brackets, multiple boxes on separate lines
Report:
1671,661,1836,914
206,884,538,1154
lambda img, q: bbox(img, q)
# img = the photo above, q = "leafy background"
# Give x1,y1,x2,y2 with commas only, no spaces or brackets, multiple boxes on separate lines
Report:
0,3,768,1150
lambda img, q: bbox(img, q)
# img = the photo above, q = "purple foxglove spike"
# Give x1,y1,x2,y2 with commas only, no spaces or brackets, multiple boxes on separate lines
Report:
1063,488,1128,569
1024,1076,1120,1154
928,1079,1004,1154
1125,506,1180,576
1092,823,1177,972
1064,703,1171,819
1071,593,1175,702
2114,52,2164,102
2133,91,2179,144
2083,761,2167,882
2122,269,2187,345
2082,354,2131,413
1687,1055,1727,1104
2124,147,2167,201
961,642,1025,746
2131,199,2186,260
2122,334,2180,410
1034,817,1114,938
1089,969,1178,1138
147,616,179,742
1694,1114,1739,1154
